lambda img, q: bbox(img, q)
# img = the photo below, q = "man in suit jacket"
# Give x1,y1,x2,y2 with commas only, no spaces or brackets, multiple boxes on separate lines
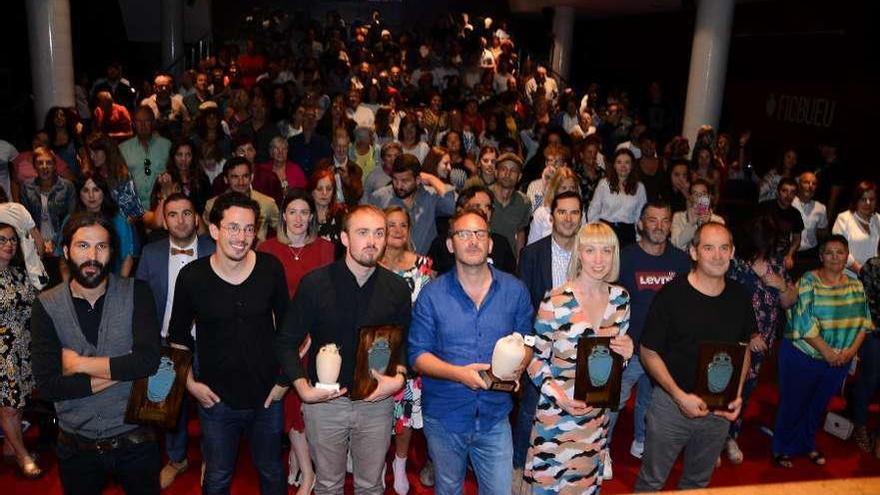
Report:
135,192,215,489
512,191,583,487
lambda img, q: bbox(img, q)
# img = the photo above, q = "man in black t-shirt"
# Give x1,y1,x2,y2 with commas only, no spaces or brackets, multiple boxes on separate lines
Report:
757,177,804,270
635,222,756,492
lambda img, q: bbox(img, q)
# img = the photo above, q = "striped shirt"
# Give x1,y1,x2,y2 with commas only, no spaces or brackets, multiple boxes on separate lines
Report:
786,270,874,359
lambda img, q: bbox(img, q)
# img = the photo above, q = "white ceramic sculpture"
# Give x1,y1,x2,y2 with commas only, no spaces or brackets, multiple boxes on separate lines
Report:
491,332,527,381
315,343,342,391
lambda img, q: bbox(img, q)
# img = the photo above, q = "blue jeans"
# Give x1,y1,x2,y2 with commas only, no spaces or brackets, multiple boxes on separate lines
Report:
851,334,880,425
199,400,285,495
423,415,512,495
165,394,189,463
607,355,652,446
512,378,539,468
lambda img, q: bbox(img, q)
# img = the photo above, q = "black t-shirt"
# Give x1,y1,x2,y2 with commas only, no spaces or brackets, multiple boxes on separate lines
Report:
758,200,805,237
640,274,756,393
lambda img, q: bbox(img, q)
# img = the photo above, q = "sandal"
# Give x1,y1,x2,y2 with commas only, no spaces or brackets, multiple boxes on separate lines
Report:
808,451,826,466
773,454,794,469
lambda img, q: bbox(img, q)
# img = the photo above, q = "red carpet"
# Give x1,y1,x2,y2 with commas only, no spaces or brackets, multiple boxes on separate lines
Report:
4,359,879,494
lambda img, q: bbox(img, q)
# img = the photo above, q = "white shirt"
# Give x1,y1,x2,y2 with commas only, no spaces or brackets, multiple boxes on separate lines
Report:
0,202,48,289
792,197,828,251
162,237,198,338
551,236,573,288
832,210,880,269
587,179,647,225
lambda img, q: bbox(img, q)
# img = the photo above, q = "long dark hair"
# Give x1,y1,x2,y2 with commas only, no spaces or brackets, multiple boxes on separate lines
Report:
166,140,207,200
75,174,119,217
606,148,640,196
280,188,318,239
43,106,80,149
736,214,781,263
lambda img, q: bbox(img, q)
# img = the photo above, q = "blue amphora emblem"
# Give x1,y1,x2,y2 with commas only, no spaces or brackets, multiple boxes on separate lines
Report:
368,337,392,374
588,345,613,387
707,352,733,394
147,356,175,403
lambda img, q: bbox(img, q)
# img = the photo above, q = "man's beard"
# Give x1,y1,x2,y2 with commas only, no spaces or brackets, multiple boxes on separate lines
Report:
67,259,111,289
394,186,416,199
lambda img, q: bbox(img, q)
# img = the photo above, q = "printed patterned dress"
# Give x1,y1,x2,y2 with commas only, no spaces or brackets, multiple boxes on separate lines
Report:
391,255,435,432
0,266,37,408
525,284,630,494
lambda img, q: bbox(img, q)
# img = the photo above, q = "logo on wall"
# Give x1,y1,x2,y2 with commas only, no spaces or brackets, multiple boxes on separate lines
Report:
766,93,836,128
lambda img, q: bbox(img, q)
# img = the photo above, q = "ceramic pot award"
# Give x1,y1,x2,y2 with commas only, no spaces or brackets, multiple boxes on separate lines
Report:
315,343,342,391
694,341,747,410
351,324,405,400
479,332,527,392
574,336,623,409
125,346,192,428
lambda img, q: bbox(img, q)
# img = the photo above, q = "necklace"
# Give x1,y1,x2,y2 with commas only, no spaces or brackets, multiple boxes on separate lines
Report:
288,244,305,261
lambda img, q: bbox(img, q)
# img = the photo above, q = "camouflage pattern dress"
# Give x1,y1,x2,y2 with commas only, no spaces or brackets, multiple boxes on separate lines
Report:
524,284,630,494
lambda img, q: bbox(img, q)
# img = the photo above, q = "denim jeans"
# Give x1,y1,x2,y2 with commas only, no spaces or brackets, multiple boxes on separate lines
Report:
423,415,512,495
56,434,161,495
851,334,880,425
199,400,285,495
607,355,653,446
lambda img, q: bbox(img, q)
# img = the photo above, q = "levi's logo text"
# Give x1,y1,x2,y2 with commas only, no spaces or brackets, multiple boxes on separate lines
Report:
636,271,677,291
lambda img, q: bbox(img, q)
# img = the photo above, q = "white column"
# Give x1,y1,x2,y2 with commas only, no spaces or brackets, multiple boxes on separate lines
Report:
161,0,185,76
26,0,75,126
681,0,735,148
550,5,575,84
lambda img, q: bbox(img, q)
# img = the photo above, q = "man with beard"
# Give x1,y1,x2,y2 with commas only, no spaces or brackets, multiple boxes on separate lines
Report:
204,157,280,243
30,212,161,494
605,201,689,479
409,207,534,495
635,222,755,491
168,192,290,495
135,193,215,489
489,153,531,259
511,191,582,488
365,153,456,254
277,205,411,494
757,177,804,270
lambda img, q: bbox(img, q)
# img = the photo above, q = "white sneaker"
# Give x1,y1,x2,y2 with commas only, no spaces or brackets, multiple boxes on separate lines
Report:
602,455,613,480
630,439,645,459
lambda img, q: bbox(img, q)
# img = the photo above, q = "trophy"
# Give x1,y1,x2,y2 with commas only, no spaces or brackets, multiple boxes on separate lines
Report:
351,325,405,400
694,341,746,410
315,343,342,391
479,332,528,392
574,336,623,409
125,346,192,428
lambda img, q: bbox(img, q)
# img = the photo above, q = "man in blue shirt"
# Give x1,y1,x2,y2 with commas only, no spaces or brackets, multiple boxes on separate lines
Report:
365,153,456,254
409,207,534,495
609,201,689,473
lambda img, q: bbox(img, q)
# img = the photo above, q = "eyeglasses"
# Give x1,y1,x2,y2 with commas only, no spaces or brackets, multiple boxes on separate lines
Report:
221,224,257,237
451,229,489,241
0,236,18,247
144,158,152,176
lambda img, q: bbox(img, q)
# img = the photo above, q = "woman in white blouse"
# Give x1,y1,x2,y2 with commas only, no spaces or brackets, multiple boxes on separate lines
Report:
832,181,880,273
587,148,646,246
671,178,726,250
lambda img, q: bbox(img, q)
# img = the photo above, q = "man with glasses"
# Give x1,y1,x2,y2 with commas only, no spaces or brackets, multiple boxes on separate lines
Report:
203,157,279,243
168,192,290,495
119,105,171,208
409,207,534,495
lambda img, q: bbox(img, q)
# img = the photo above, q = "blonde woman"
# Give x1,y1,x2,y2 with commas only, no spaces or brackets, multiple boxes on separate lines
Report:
524,222,634,493
527,167,582,245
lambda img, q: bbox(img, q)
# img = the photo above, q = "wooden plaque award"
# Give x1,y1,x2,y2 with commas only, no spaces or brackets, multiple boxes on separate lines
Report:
694,341,747,410
125,346,192,429
351,324,405,400
574,336,623,410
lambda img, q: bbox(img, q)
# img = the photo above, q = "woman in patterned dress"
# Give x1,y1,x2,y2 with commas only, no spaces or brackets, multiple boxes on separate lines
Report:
722,215,797,464
379,206,435,495
525,222,633,494
0,222,41,478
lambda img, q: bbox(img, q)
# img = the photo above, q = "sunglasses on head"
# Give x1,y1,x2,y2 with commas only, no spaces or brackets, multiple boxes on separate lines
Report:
144,158,152,176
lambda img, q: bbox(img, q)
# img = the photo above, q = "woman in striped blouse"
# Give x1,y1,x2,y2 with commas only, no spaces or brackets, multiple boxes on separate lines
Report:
772,234,873,468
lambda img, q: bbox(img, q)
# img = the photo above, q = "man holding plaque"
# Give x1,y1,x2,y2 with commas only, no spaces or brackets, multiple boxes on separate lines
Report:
409,207,534,495
635,222,756,491
30,212,162,494
277,204,412,495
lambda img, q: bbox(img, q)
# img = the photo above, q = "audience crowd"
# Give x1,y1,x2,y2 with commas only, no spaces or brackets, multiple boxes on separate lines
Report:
0,8,877,495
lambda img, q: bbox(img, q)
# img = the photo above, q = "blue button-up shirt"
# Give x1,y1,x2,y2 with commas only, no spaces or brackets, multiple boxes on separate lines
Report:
409,266,534,433
366,184,456,255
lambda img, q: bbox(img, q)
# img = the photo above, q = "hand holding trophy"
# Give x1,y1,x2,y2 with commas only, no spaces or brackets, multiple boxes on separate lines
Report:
479,332,529,392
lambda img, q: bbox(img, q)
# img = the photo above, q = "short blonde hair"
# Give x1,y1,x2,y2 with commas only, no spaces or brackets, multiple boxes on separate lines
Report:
566,222,620,282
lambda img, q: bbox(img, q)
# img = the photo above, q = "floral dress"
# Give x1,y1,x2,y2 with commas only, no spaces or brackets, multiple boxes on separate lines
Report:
525,285,630,494
391,255,435,433
726,257,788,437
0,267,37,408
